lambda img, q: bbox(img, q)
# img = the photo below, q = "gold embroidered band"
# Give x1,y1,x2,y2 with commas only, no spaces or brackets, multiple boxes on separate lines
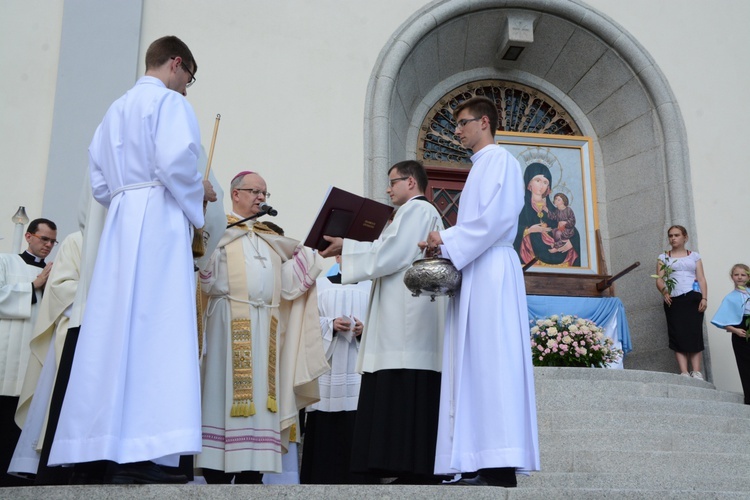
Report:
230,318,255,416
267,315,278,412
226,221,256,417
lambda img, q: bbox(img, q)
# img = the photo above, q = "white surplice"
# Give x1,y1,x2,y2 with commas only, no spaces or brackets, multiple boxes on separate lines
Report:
49,76,204,467
198,219,327,474
9,231,82,477
0,254,44,397
342,197,445,374
308,273,371,412
435,144,540,475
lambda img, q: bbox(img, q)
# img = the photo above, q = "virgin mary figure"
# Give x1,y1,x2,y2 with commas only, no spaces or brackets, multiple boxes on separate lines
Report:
513,162,580,267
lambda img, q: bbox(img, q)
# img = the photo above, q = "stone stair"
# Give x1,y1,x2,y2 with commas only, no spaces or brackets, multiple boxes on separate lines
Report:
518,366,750,497
4,367,750,499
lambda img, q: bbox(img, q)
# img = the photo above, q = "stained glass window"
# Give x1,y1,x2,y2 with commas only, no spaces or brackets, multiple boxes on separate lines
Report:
418,80,581,168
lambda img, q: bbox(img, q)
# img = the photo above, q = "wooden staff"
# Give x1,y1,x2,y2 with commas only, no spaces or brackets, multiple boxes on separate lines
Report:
192,113,221,258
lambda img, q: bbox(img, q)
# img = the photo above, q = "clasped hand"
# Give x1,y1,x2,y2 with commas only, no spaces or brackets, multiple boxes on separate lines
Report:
333,316,363,337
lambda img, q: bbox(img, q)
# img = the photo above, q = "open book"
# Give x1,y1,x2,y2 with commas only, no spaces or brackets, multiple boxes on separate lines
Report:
304,186,394,251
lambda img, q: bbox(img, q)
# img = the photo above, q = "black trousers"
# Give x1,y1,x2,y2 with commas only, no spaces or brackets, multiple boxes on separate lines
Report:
0,396,33,486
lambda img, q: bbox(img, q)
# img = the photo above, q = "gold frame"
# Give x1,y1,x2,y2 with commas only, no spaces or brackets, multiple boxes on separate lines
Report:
497,131,600,275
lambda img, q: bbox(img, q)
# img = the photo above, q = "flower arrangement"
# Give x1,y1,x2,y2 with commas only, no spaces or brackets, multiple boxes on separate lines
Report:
530,315,623,367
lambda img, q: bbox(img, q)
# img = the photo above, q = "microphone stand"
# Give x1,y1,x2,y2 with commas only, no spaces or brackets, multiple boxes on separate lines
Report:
227,210,269,229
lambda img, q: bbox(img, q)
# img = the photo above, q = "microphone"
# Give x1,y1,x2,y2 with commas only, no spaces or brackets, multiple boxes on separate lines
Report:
259,202,278,216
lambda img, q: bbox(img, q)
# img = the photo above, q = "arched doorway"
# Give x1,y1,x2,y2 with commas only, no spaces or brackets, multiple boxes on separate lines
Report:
363,0,698,373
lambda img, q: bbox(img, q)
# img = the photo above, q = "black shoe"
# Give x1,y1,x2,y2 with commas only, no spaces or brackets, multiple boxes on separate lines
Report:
453,473,516,488
389,474,446,485
68,461,109,485
106,461,188,484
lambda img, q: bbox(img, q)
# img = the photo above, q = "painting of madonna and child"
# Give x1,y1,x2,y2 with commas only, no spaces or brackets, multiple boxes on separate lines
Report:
497,132,600,275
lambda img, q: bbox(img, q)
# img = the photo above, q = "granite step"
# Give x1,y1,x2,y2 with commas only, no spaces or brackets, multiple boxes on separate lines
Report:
537,391,750,417
518,471,750,493
4,484,750,500
539,429,750,454
537,449,750,476
535,377,744,404
537,409,750,434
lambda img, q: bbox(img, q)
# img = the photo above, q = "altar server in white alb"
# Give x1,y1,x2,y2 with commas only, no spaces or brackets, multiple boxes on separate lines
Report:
0,218,56,486
320,160,446,484
49,36,217,484
423,96,540,487
197,171,328,484
300,257,371,484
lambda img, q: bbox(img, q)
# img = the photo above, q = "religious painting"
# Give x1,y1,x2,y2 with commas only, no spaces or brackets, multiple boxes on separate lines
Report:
497,132,600,275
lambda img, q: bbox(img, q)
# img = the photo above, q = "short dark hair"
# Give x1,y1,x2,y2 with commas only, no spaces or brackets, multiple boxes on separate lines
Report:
453,96,499,136
27,218,56,234
388,160,428,193
553,192,569,206
145,36,197,74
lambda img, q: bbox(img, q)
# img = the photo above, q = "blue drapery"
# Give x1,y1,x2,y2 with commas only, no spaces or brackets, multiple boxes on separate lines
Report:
527,295,632,353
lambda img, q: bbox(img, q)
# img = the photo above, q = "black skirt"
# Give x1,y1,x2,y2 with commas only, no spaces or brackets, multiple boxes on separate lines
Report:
300,410,370,484
732,316,750,405
350,369,441,477
664,290,704,352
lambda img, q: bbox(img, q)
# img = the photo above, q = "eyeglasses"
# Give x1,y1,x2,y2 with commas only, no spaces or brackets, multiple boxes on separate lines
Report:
455,117,482,129
29,233,58,246
236,188,271,198
171,57,196,88
388,176,410,187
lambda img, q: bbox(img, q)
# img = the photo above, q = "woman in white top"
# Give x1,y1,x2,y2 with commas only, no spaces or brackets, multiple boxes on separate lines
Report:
655,225,708,379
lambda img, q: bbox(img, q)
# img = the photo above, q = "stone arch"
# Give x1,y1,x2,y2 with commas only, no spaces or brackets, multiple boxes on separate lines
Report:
364,0,697,372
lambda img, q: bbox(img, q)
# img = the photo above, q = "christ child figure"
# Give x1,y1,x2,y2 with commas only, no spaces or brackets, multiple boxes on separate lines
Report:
544,193,576,253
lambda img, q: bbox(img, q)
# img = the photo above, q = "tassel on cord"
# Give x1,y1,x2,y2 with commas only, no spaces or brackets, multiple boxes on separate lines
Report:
267,395,278,413
289,424,297,443
230,401,256,417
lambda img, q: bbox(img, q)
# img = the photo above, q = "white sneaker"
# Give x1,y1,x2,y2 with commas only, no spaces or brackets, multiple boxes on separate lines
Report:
690,371,704,380
680,372,690,377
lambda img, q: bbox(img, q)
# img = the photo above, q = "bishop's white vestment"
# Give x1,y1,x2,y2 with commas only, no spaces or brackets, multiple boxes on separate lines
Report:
198,217,328,474
435,144,540,475
49,75,205,467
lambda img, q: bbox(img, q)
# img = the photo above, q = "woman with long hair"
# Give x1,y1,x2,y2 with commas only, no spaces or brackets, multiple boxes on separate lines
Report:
655,225,708,379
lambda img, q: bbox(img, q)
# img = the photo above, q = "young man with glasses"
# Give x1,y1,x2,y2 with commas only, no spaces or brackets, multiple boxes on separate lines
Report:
320,161,447,485
0,218,56,486
421,96,540,487
48,36,217,484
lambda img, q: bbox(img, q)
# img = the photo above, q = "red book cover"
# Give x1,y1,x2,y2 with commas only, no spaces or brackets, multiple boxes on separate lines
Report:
304,186,394,251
